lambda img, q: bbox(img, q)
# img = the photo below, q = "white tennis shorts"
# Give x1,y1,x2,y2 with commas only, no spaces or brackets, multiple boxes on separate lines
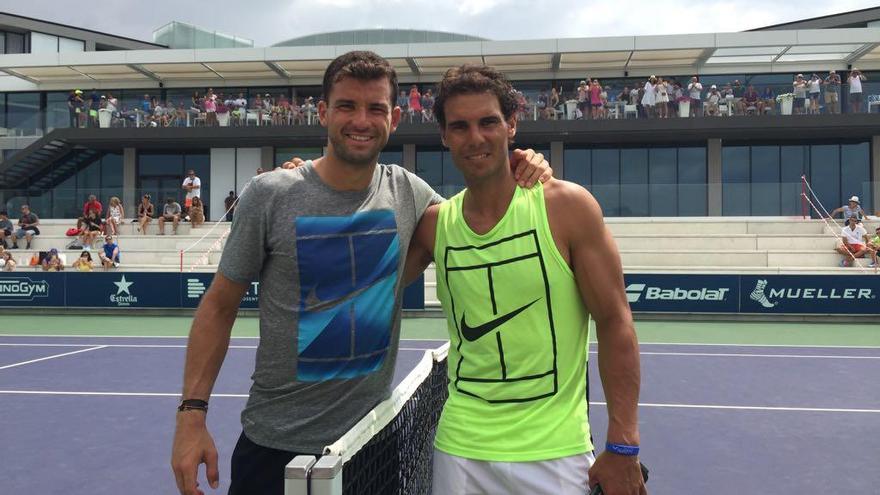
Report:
431,449,595,495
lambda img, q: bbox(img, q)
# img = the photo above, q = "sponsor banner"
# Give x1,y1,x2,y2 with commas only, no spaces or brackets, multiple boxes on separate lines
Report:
403,275,425,310
180,274,260,309
741,275,880,314
0,273,65,307
65,273,182,308
623,274,740,313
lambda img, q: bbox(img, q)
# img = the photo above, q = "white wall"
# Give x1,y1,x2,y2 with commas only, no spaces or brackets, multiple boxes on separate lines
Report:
235,148,262,195
209,148,235,222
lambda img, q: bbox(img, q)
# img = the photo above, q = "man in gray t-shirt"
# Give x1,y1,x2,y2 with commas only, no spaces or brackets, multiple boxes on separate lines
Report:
171,51,549,495
159,198,182,235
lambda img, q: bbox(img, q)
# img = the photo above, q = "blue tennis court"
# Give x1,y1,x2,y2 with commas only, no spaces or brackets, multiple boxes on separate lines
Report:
1,333,878,494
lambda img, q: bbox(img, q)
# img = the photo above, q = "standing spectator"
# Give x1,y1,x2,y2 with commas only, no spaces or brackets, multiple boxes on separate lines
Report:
654,77,669,119
688,76,703,117
79,210,104,248
190,196,205,228
11,204,39,249
396,90,408,116
848,68,867,113
641,76,657,118
182,169,202,216
68,90,84,128
731,80,745,115
577,80,589,119
808,74,822,114
73,251,93,272
421,89,435,122
837,218,868,267
536,89,549,120
792,74,808,115
590,79,603,119
138,194,154,234
829,196,864,222
408,85,422,122
205,88,217,126
549,87,560,119
99,234,120,269
158,197,182,235
1,251,15,271
77,194,103,230
0,211,13,249
105,196,124,236
224,191,237,222
105,92,118,114
824,70,841,114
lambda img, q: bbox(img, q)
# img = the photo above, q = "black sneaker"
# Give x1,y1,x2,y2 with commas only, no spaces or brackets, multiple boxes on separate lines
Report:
26,241,31,249
10,244,18,249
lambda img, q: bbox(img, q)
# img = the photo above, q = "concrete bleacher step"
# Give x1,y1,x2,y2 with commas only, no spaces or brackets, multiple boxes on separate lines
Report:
10,249,221,266
25,235,227,251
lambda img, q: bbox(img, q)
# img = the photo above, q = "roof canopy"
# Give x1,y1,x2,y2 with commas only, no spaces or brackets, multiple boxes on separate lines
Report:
1,28,878,91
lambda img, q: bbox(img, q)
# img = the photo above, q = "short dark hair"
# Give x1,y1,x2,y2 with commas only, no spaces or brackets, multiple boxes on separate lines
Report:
433,64,519,127
0,211,6,216
322,51,398,105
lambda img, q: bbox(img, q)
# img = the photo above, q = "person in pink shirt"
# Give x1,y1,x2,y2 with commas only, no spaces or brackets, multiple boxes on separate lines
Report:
409,85,422,122
590,79,603,119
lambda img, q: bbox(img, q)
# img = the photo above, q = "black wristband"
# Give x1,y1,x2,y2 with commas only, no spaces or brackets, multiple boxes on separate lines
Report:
177,399,208,412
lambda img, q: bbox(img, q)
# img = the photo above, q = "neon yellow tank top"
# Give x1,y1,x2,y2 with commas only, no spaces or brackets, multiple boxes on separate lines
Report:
433,183,592,461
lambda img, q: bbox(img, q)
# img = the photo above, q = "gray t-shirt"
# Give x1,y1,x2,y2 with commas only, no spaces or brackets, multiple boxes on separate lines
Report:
163,202,181,216
218,161,440,453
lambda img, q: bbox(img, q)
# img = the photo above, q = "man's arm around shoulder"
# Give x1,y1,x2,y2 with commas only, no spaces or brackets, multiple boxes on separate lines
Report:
544,180,646,495
171,273,249,495
403,204,439,286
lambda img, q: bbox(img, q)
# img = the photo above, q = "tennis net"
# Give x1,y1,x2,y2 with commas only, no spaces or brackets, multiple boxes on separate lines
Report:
286,343,449,495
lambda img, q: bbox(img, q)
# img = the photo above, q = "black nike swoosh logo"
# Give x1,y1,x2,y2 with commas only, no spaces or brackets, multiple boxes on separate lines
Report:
460,299,540,342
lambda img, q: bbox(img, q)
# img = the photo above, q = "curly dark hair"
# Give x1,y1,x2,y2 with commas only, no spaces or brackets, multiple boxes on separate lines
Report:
322,51,398,105
433,64,519,127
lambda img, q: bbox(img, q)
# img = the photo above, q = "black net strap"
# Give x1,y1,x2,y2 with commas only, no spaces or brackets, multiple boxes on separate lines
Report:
341,355,448,495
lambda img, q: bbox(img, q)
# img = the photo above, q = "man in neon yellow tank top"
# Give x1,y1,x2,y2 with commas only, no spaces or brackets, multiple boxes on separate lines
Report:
406,65,645,494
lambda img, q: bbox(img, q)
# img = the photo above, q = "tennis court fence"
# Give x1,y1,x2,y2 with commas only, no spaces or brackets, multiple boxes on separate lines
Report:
286,344,449,495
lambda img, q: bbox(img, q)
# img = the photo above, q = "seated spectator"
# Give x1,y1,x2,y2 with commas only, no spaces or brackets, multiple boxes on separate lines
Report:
137,194,154,234
99,234,120,269
189,196,205,228
706,86,721,116
79,210,104,248
77,194,102,230
836,218,868,267
105,196,124,236
866,225,880,268
421,89,435,122
42,248,64,272
761,87,775,114
158,197,182,235
829,196,864,222
11,204,39,249
1,251,15,271
0,211,13,249
73,251,93,272
743,86,760,115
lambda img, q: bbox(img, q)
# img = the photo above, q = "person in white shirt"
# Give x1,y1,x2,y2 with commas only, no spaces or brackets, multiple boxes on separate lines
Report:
688,76,703,116
182,169,201,216
847,68,867,113
808,74,821,114
836,218,868,267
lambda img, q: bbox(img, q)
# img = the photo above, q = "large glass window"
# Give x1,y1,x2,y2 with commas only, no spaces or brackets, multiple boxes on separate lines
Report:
809,145,841,214
6,93,40,136
841,143,871,211
46,92,71,130
721,146,750,216
274,147,322,168
5,32,25,54
677,147,707,216
620,149,648,216
750,146,780,216
649,149,676,217
30,32,58,53
137,152,210,216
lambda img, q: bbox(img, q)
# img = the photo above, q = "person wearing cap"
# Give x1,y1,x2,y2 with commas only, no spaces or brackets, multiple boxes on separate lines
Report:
808,74,822,114
99,234,120,270
687,76,703,117
792,74,808,115
577,80,589,119
824,71,841,114
836,218,868,267
42,248,64,272
68,90,84,128
706,85,721,116
848,68,867,113
829,196,864,222
641,75,657,118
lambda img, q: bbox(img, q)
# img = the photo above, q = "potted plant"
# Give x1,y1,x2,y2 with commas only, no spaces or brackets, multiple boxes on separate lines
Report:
677,96,691,118
776,93,795,115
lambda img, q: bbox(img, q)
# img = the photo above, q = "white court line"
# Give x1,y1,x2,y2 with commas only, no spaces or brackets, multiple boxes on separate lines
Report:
0,343,874,359
0,346,107,371
0,390,876,413
591,401,880,414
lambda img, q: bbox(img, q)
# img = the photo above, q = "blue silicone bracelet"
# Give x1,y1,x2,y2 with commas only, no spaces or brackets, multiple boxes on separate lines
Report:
605,442,640,456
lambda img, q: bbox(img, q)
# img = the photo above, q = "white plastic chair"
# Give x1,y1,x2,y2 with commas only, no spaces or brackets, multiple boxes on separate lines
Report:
623,104,637,119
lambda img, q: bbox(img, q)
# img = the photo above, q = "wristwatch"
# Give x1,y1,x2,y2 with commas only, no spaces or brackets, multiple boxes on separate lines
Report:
177,399,208,412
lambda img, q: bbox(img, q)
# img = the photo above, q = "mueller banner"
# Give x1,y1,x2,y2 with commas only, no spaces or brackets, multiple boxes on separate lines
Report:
741,275,880,314
65,272,182,308
0,273,65,307
623,274,740,313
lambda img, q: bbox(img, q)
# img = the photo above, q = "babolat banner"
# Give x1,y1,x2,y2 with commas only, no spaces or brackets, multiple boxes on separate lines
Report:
740,275,880,314
623,274,740,313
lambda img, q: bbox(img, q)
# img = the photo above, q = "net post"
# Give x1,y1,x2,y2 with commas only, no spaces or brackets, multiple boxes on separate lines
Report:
310,455,343,495
284,455,317,495
800,175,808,219
179,249,184,273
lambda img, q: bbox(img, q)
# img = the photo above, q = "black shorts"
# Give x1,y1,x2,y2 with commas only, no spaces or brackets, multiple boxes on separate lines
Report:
1,229,10,237
228,432,313,495
794,98,806,108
